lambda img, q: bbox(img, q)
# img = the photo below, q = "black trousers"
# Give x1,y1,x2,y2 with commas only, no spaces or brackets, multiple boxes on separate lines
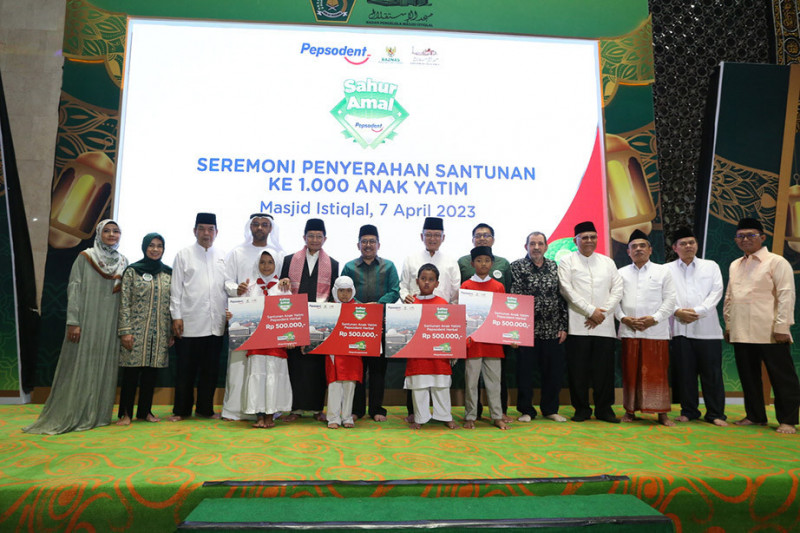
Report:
173,335,223,417
670,336,726,422
565,335,616,419
119,366,158,419
287,348,327,412
734,342,800,425
353,354,388,418
516,339,565,418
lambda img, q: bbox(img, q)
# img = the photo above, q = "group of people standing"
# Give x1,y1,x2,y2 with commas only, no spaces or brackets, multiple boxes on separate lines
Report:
22,211,799,436
555,218,798,434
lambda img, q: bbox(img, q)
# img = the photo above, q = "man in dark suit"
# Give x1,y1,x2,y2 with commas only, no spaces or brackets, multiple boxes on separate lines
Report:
280,218,339,421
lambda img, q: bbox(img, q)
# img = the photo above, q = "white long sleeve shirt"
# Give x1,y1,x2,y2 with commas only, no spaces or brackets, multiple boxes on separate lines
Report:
615,261,676,340
557,251,623,338
170,242,228,337
399,249,461,304
224,243,284,297
667,257,724,339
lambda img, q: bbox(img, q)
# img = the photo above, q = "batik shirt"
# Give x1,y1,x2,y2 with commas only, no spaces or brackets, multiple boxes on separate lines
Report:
510,256,568,340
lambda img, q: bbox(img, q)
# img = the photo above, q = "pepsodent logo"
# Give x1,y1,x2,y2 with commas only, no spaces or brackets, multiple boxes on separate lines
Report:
331,78,409,149
348,341,367,351
433,343,452,353
300,42,371,65
502,331,520,341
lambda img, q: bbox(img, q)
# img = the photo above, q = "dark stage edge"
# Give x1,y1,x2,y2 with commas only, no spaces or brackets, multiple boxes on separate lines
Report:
202,474,630,488
179,494,674,531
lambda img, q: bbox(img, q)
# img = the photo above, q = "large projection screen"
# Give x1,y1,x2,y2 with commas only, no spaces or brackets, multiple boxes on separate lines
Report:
116,19,607,267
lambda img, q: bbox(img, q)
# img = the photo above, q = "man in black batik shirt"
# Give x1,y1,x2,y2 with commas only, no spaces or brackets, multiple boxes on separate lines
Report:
510,231,569,423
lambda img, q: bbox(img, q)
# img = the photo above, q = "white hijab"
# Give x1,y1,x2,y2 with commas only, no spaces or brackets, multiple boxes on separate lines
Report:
252,249,280,285
332,276,356,303
243,249,283,297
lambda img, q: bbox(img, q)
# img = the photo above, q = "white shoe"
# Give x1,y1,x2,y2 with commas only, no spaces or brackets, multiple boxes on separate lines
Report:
546,414,567,422
517,414,532,423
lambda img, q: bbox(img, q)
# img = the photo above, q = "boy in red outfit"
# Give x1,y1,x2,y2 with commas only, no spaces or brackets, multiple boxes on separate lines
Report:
460,246,509,430
404,264,459,430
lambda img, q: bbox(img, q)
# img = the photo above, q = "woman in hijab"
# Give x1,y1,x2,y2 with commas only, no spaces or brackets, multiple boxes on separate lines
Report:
24,219,128,434
116,233,173,425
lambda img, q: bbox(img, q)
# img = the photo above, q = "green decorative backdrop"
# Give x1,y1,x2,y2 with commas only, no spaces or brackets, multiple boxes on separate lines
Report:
705,62,800,392
36,0,658,389
0,165,19,390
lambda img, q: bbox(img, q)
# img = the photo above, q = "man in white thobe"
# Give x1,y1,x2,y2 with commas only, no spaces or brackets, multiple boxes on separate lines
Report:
168,212,227,421
558,221,623,423
667,226,727,426
616,229,676,426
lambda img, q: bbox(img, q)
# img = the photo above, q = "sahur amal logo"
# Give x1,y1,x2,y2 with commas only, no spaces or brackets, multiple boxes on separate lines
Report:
331,78,409,149
506,296,518,310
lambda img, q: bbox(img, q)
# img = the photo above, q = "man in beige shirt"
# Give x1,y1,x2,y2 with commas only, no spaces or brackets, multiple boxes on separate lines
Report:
723,218,800,434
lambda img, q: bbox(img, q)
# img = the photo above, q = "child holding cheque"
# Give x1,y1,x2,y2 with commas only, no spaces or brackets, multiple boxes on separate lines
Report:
237,249,282,297
237,250,293,428
325,276,363,429
404,264,458,430
460,247,509,430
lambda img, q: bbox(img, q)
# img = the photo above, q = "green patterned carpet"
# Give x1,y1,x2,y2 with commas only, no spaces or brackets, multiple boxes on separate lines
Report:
1,404,799,532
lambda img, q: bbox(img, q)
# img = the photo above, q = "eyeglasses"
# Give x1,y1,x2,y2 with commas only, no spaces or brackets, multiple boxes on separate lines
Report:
360,239,378,246
473,232,493,239
422,232,443,239
734,233,761,240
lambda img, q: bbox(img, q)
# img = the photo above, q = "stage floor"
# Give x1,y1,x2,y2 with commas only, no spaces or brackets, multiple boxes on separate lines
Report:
1,404,799,532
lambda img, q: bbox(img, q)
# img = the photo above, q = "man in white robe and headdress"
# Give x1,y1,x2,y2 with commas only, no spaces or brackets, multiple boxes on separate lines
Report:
221,213,284,420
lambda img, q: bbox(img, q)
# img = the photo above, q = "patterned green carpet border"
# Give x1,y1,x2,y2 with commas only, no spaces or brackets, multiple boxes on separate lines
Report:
2,404,799,532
